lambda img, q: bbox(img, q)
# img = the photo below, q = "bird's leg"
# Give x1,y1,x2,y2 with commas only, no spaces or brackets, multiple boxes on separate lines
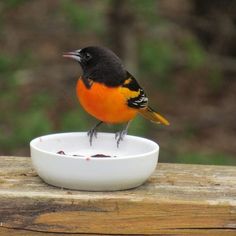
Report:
87,121,103,146
115,121,132,147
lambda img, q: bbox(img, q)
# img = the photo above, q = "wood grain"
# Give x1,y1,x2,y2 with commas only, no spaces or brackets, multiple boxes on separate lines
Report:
0,156,236,235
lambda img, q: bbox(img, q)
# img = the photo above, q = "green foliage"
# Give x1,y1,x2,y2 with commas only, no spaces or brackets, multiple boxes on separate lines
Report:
0,56,12,73
208,67,223,92
183,123,200,138
0,0,234,166
140,40,174,78
31,92,56,110
60,0,105,33
0,53,35,115
14,110,52,144
0,131,15,152
176,152,236,165
129,115,149,136
60,109,90,132
0,52,33,75
0,50,50,152
0,110,52,151
183,37,206,70
131,0,160,24
1,0,28,10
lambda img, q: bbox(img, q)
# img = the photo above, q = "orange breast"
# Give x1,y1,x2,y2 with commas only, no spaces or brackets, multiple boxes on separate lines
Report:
76,79,138,123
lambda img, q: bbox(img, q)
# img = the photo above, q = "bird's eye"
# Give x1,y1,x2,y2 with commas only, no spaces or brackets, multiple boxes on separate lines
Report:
84,52,92,61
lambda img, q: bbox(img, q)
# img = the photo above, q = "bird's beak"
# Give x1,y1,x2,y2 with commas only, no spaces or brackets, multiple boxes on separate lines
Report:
63,50,81,62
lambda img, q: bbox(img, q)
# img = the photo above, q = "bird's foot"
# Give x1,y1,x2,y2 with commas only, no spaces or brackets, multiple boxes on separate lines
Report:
87,121,103,146
87,128,97,146
115,129,127,148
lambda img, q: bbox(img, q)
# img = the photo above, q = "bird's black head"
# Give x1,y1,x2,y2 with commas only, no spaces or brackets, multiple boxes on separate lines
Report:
63,46,127,87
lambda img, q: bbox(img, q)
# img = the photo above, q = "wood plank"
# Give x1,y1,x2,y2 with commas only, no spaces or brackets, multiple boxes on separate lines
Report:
0,156,236,235
1,227,236,236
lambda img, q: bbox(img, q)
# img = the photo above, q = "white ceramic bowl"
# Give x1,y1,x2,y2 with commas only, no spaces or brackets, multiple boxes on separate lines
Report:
30,132,159,191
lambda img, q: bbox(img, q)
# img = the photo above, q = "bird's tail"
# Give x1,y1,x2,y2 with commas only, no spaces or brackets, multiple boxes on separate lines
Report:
138,107,170,126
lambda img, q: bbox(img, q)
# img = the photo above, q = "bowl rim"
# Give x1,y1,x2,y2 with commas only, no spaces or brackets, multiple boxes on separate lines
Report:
30,132,159,160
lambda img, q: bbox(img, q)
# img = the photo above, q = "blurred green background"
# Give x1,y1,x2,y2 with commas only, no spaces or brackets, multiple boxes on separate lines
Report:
0,0,236,165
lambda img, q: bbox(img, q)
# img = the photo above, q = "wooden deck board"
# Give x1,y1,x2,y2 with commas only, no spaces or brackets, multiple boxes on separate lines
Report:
0,156,236,235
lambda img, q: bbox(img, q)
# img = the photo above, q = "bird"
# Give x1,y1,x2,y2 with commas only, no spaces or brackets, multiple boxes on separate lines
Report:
63,46,169,147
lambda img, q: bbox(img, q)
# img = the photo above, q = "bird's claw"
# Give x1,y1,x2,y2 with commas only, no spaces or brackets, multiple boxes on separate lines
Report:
87,121,103,146
87,128,97,146
115,129,127,147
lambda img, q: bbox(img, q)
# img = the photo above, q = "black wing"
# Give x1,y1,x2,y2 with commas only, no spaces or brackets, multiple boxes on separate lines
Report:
122,72,148,109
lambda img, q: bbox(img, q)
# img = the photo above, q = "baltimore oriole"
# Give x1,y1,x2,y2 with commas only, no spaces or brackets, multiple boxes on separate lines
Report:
63,46,169,146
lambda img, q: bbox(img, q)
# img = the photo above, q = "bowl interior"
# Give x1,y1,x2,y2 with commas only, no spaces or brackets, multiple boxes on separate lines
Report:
30,132,158,158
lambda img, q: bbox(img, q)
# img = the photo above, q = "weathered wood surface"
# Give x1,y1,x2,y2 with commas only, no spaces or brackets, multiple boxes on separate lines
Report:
0,156,235,235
